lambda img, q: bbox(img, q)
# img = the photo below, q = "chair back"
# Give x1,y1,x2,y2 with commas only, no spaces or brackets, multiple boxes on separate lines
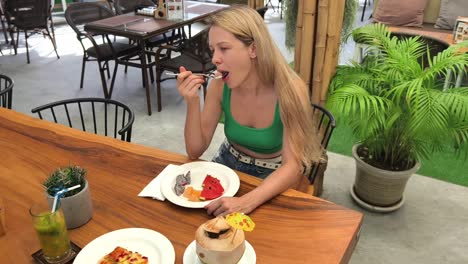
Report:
181,28,213,66
65,2,114,36
113,0,155,15
307,103,336,195
256,6,268,19
0,74,13,109
31,98,135,142
4,0,50,29
312,103,336,149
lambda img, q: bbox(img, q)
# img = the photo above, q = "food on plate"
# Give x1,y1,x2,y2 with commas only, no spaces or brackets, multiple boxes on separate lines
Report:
174,171,191,196
178,174,225,202
200,175,224,201
183,186,201,202
195,216,245,264
98,246,148,264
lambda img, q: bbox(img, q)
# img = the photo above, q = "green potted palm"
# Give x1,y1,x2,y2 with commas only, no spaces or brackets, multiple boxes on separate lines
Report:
44,165,93,228
327,24,468,212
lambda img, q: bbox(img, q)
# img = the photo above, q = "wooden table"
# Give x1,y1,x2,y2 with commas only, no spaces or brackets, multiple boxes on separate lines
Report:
84,1,229,115
0,108,363,264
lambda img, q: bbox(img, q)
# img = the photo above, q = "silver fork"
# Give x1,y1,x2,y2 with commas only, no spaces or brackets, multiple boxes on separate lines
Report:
165,71,222,79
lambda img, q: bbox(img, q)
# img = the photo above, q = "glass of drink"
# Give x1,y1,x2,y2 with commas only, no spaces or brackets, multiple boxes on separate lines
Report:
30,200,72,263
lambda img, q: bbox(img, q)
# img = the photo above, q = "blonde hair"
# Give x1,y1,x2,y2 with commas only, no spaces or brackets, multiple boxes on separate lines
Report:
209,5,321,168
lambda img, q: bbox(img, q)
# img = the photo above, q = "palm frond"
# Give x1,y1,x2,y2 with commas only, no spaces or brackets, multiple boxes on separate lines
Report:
328,23,468,169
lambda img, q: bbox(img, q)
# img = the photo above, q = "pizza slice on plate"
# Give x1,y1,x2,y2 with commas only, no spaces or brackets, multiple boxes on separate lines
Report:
98,246,149,264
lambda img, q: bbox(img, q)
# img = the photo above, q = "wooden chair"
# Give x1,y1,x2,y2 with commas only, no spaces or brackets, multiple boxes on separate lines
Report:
31,98,135,142
305,104,336,196
0,74,13,109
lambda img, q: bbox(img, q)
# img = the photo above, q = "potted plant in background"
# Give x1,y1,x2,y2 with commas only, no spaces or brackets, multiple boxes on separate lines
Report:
44,165,93,228
327,23,468,212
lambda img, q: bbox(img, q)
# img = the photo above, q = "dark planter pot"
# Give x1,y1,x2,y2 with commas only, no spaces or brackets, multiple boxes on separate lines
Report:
350,144,420,213
46,181,93,229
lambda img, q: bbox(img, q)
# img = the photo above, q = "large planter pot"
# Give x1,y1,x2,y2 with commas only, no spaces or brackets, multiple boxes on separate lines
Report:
46,181,93,229
351,144,420,213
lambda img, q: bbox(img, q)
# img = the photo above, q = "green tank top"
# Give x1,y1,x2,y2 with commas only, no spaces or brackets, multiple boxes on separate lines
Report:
222,83,283,154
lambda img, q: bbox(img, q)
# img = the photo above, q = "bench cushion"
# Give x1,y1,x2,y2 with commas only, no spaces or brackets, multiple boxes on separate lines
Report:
435,0,468,29
374,0,429,27
374,0,441,24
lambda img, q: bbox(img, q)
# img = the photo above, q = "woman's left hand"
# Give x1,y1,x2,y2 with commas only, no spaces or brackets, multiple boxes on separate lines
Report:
204,196,254,216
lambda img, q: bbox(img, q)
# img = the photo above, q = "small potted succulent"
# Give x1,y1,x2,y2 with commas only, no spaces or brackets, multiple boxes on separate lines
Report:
44,165,93,229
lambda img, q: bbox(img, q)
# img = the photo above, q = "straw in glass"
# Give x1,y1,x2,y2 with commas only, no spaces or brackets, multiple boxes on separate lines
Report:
51,185,81,213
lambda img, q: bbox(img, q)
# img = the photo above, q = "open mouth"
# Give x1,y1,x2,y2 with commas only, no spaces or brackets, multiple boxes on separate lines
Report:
221,71,229,80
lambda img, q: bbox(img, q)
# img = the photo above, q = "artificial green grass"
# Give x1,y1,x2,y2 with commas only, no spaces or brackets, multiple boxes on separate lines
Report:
328,123,468,187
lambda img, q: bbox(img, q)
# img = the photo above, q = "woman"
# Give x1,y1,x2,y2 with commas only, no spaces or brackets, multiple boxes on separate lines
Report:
176,5,321,216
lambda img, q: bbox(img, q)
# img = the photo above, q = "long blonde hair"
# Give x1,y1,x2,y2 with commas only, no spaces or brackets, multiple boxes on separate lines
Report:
209,5,321,167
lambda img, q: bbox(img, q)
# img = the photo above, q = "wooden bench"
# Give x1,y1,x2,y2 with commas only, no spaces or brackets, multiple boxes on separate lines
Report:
355,0,467,88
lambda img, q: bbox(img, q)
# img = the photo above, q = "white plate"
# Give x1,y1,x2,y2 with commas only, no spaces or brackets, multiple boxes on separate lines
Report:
73,228,175,263
183,240,256,264
161,161,240,208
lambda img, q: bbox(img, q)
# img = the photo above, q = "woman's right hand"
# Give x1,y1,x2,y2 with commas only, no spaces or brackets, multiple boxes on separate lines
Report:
176,66,205,100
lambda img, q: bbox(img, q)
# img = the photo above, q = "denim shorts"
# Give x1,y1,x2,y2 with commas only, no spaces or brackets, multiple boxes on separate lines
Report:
211,140,280,179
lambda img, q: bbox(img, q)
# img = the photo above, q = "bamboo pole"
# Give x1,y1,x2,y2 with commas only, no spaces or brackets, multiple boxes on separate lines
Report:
296,0,317,85
248,0,263,9
311,0,328,104
319,0,345,105
294,0,344,104
294,0,305,73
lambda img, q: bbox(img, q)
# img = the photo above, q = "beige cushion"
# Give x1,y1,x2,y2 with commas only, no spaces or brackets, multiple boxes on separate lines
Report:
374,0,441,24
423,0,442,24
435,0,468,29
374,0,430,27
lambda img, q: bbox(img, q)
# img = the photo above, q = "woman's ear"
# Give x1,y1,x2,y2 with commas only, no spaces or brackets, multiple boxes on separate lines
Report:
248,43,257,59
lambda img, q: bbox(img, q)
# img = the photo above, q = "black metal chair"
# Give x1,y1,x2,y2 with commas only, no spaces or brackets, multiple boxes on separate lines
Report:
0,74,13,109
113,0,154,15
4,0,59,63
361,0,372,22
31,98,135,142
307,103,336,196
0,0,9,45
256,6,268,20
155,27,215,112
65,2,139,98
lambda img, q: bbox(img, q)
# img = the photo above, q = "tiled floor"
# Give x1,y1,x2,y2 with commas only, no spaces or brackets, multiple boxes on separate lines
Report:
1,1,468,263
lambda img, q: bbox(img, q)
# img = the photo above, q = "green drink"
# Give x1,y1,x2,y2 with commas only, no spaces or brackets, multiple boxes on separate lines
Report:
30,201,71,263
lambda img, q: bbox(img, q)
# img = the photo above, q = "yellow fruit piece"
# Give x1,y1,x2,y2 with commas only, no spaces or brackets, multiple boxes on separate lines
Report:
183,186,202,202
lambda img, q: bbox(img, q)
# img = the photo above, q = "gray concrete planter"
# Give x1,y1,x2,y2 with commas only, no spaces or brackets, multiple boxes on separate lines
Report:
351,144,420,213
46,181,93,229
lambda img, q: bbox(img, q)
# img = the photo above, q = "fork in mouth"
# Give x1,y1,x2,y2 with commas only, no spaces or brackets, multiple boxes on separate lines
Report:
165,71,221,79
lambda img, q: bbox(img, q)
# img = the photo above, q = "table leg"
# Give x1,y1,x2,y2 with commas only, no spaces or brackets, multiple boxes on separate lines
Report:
265,0,276,12
139,41,152,115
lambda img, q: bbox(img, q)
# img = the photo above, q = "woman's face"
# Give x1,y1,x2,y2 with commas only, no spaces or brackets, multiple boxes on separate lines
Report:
209,26,256,89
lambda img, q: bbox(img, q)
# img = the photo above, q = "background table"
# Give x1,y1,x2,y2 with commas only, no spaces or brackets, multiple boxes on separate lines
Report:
84,1,229,115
